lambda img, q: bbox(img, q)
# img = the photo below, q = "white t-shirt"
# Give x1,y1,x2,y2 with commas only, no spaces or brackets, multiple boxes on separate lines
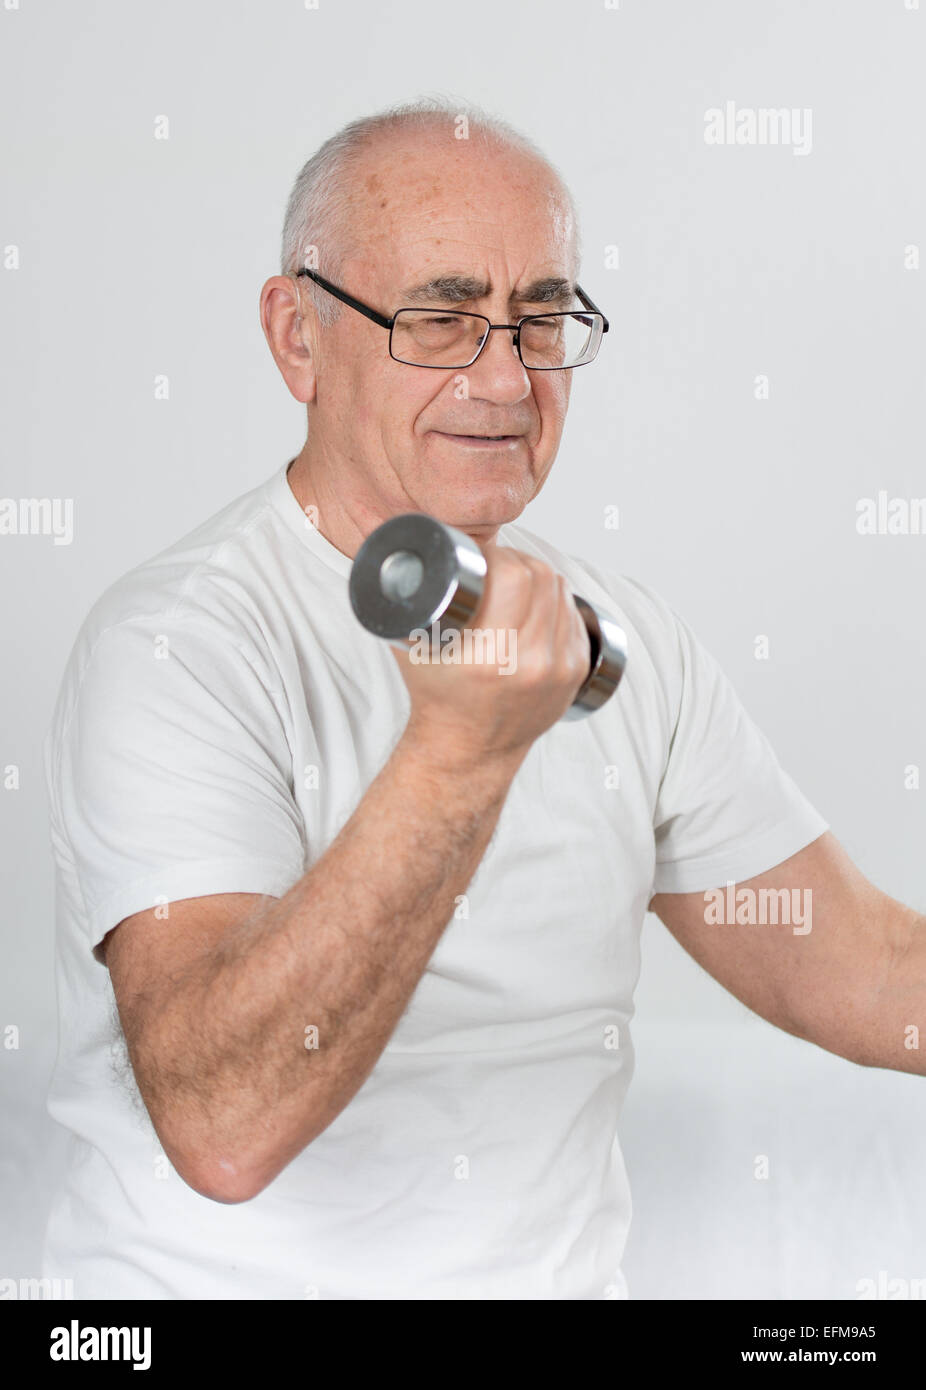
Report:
41,459,828,1300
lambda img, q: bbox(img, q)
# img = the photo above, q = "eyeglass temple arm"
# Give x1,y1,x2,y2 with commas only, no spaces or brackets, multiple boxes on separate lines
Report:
575,284,609,333
295,268,394,330
299,267,608,335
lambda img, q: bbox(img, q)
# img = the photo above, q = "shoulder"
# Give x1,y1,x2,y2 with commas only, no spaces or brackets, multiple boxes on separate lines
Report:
45,472,287,756
70,471,286,668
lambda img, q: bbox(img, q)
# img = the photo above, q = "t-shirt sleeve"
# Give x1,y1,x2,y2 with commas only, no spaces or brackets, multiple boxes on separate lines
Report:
651,602,829,894
48,614,307,963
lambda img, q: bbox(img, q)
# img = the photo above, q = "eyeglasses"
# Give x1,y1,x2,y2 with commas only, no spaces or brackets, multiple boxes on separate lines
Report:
294,268,609,371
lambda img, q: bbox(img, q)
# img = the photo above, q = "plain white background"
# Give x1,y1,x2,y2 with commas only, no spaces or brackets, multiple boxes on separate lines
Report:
1,0,924,1299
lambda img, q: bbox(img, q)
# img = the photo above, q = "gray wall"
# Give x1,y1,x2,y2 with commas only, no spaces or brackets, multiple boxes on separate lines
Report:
2,0,924,1299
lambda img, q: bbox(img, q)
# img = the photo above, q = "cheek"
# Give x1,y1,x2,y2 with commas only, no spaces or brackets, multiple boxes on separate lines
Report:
383,371,454,441
320,331,386,428
536,377,570,437
343,359,398,432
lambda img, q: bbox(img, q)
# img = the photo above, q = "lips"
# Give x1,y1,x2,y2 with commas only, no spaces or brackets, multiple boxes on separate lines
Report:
431,431,522,447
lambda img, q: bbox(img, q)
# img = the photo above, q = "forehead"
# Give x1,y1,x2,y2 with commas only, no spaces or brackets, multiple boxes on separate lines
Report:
342,130,575,290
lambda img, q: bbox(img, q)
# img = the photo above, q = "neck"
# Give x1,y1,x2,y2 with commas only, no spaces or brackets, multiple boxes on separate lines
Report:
284,441,504,559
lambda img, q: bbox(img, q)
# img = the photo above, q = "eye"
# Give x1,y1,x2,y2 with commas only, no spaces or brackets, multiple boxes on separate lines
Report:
414,315,467,334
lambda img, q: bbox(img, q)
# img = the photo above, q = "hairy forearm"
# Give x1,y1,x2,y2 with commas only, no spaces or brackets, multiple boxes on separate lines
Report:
857,907,926,1075
133,724,524,1201
805,899,926,1074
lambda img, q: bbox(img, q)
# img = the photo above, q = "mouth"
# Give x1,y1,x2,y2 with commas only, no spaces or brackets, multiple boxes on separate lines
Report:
430,431,523,449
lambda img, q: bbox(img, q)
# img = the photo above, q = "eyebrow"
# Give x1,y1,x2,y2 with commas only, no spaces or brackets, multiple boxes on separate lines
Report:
399,274,576,311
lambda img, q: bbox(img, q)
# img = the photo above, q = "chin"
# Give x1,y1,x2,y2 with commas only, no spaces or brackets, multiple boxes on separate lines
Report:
404,451,538,530
440,488,529,534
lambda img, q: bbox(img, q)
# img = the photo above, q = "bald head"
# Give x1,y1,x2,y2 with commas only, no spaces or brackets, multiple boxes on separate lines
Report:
347,122,575,268
281,99,581,320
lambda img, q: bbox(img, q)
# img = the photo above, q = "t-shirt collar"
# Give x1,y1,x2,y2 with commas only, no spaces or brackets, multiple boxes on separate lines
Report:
267,459,353,578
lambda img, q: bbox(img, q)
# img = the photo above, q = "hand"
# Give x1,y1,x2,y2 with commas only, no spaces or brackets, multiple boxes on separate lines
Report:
391,543,591,765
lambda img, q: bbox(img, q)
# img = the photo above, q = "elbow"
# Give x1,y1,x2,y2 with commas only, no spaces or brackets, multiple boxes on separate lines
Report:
145,1084,333,1203
159,1123,324,1205
153,1121,275,1205
170,1148,271,1205
190,1163,260,1206
181,1130,332,1204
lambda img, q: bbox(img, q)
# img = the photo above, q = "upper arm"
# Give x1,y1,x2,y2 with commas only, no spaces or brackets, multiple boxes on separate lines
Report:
48,613,306,968
646,591,830,898
649,830,908,1060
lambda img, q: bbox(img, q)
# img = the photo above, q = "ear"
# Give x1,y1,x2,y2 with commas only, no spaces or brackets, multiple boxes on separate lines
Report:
259,274,318,404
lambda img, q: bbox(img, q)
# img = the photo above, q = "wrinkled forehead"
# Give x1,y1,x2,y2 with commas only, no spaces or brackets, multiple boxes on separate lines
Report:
338,131,577,295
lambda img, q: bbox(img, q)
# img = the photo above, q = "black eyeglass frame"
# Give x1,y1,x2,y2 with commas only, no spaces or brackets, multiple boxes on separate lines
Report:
295,268,609,371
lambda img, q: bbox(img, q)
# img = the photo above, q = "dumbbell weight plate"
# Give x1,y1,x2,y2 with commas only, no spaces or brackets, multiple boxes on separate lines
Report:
564,597,628,720
349,513,628,720
349,513,486,641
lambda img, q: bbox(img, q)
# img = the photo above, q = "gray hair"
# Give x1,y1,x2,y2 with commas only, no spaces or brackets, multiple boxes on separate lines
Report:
280,95,581,327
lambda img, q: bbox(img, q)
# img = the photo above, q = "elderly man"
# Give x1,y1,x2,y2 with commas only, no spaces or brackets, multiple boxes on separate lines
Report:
43,98,922,1301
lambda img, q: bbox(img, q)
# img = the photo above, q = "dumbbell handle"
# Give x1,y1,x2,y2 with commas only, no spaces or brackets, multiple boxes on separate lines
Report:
349,513,627,721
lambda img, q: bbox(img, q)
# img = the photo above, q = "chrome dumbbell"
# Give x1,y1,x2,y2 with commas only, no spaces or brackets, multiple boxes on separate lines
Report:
349,513,627,721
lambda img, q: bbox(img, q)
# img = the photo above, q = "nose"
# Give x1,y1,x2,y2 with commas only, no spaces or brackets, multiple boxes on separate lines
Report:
465,322,532,405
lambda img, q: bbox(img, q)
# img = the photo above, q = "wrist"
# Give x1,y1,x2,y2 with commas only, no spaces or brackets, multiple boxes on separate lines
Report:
396,716,527,791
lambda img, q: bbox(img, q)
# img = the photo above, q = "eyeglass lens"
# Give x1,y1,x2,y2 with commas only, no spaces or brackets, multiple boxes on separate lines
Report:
390,309,600,369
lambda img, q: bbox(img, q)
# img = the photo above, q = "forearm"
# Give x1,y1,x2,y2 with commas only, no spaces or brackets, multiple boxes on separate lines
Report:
857,907,926,1075
136,722,524,1200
